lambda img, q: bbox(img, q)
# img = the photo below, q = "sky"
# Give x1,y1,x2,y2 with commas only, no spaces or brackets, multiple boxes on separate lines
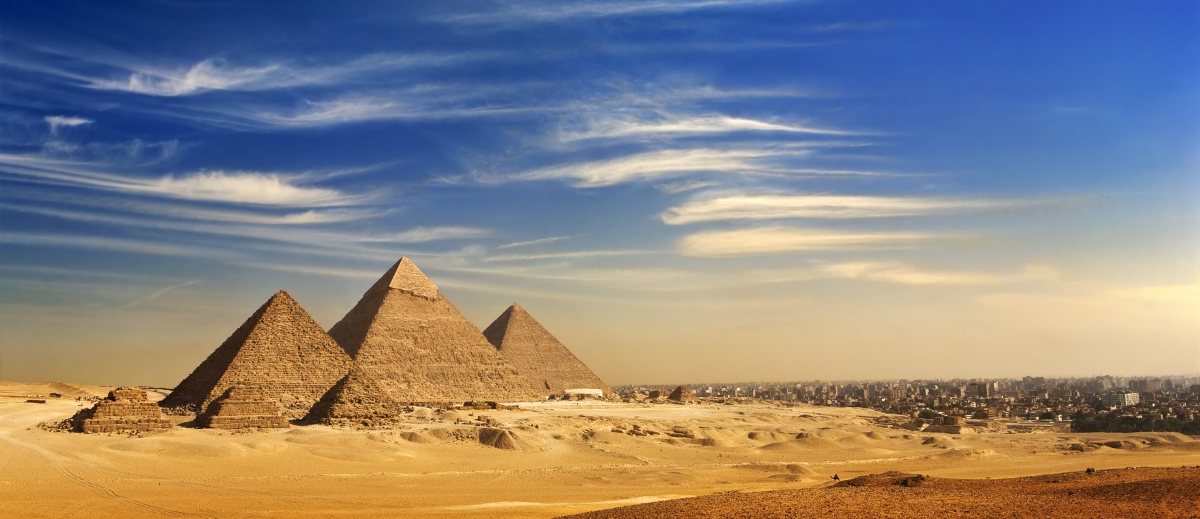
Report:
0,1,1197,387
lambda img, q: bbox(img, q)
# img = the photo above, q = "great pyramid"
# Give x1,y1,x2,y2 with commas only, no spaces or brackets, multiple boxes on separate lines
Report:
327,257,541,403
482,303,611,397
160,291,353,418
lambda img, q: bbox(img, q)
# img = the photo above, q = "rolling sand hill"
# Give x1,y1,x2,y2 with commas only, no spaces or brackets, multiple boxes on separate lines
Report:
2,382,1198,518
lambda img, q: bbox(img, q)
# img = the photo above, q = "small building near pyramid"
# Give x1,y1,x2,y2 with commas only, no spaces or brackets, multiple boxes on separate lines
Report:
160,291,353,418
327,258,541,404
74,387,172,433
198,385,290,429
483,303,611,398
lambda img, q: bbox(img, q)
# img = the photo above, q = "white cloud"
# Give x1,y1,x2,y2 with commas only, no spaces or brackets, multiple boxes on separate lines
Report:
656,180,719,194
357,226,491,243
44,116,93,133
506,148,794,187
0,232,228,258
819,261,1060,286
564,115,856,141
485,249,659,261
662,193,1032,225
0,153,355,207
150,171,347,206
677,226,940,257
497,235,575,249
434,0,794,25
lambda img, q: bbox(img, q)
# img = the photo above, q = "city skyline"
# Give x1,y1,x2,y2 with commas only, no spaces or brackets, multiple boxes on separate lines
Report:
1,1,1197,386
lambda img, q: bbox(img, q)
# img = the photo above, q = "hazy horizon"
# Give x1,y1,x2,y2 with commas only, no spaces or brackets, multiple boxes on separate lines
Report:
1,1,1196,388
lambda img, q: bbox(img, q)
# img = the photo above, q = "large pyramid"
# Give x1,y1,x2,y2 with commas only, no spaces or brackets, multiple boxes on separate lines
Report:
160,291,353,418
327,258,541,403
483,304,611,397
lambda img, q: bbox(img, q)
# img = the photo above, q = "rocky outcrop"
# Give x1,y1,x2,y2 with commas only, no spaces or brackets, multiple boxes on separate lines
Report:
74,388,172,434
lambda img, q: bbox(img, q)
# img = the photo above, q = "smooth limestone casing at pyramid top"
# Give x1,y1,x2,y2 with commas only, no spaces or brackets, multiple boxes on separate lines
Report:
326,258,542,403
483,304,611,397
160,291,354,418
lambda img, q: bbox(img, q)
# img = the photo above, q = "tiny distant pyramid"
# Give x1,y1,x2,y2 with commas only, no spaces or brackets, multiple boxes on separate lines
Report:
327,258,541,403
160,291,353,418
303,366,403,426
483,304,611,397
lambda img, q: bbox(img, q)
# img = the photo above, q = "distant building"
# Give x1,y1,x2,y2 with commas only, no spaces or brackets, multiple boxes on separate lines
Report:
1102,391,1139,407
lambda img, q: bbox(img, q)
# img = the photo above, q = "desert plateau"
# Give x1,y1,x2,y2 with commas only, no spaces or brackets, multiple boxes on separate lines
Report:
2,380,1198,518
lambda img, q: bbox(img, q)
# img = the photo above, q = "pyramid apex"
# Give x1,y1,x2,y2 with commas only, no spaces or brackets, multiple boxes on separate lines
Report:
364,257,441,300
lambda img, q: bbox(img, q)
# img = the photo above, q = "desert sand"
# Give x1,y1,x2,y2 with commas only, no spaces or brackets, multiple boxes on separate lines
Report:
3,381,1199,518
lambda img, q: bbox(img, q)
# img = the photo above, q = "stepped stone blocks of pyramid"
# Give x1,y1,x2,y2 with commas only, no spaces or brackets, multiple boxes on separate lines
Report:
327,258,542,404
483,304,611,398
668,385,698,403
303,367,405,427
160,291,353,418
74,387,172,433
198,385,290,429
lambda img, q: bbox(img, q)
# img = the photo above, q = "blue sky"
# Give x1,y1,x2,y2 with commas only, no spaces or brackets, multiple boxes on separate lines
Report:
1,1,1197,386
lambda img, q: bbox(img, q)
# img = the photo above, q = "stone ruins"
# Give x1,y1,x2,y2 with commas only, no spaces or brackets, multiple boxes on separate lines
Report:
668,385,699,404
326,258,541,404
303,366,404,427
198,385,290,429
483,304,611,398
74,387,172,434
160,290,353,419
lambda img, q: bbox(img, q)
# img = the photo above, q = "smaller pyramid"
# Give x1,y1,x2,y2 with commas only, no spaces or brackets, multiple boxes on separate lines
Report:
74,388,172,434
483,304,611,397
668,385,698,403
303,367,404,427
198,385,289,429
160,291,353,417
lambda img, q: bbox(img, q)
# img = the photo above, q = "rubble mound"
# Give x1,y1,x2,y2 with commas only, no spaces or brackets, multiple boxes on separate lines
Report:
303,367,404,427
482,303,611,398
478,427,521,450
327,258,541,404
74,387,172,434
667,385,698,403
160,291,353,418
198,386,289,429
834,471,929,487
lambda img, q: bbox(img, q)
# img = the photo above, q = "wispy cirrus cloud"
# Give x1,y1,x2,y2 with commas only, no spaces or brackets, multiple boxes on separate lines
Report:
562,115,858,141
0,232,231,258
357,226,491,243
497,235,575,249
82,53,505,97
678,226,944,257
0,153,357,206
818,261,1060,286
432,0,795,25
44,115,92,133
484,249,660,261
662,192,1052,225
502,148,794,187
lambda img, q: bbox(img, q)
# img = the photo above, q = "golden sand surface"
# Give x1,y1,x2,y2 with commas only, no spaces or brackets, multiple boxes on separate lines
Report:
2,381,1198,518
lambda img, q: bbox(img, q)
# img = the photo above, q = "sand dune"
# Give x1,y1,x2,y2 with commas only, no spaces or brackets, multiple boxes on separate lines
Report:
2,382,1198,518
